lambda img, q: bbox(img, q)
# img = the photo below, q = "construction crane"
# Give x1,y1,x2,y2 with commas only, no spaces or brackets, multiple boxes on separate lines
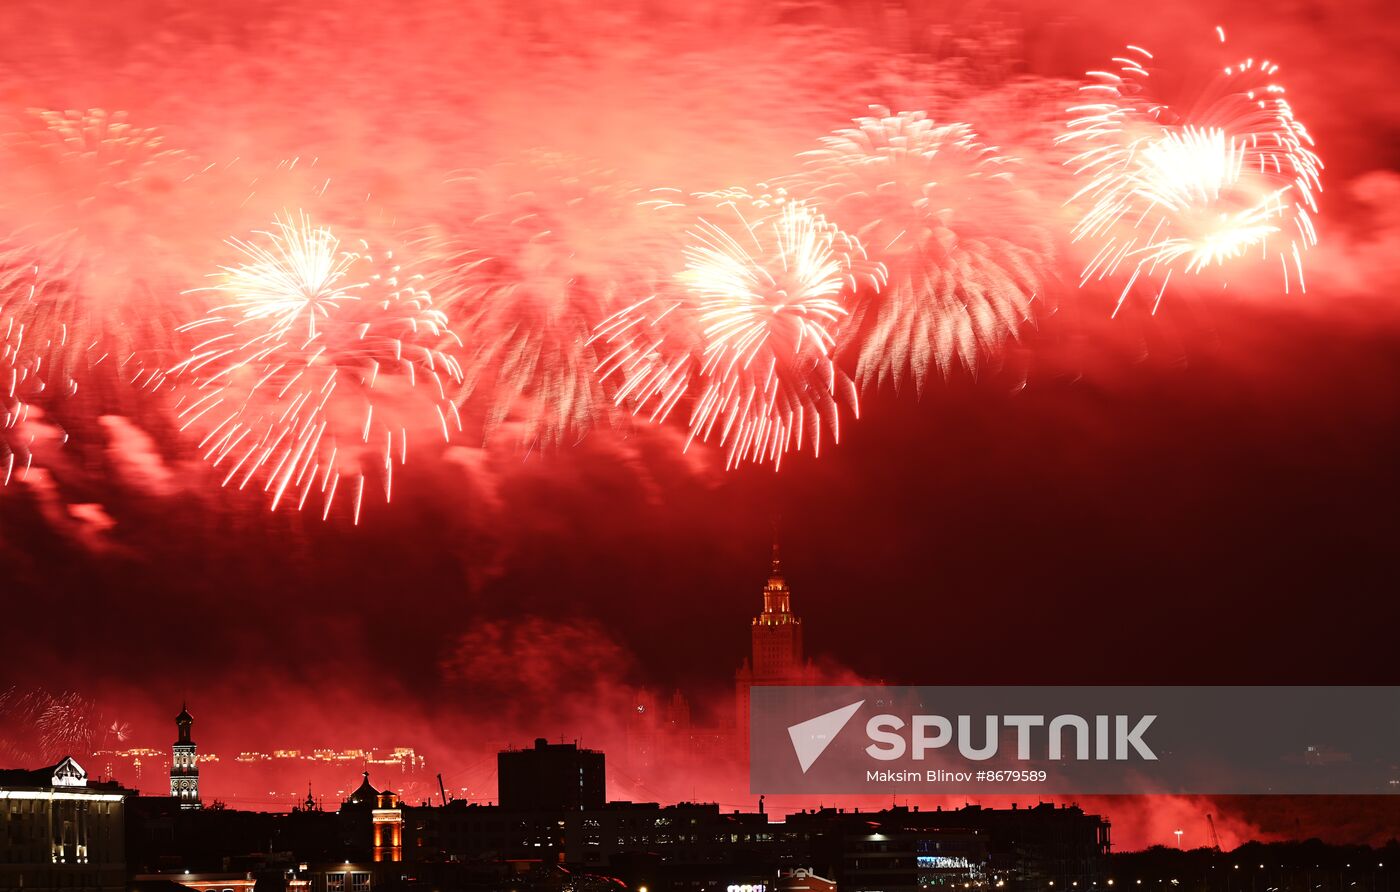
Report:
1206,813,1222,851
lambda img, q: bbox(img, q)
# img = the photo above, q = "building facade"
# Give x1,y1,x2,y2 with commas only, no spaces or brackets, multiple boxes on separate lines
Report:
0,757,130,892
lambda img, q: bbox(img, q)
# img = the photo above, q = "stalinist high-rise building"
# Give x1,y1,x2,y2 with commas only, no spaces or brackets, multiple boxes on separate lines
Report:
734,544,810,749
621,543,817,787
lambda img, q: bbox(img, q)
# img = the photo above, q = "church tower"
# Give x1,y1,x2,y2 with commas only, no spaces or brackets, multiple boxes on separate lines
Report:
170,703,201,809
735,543,808,750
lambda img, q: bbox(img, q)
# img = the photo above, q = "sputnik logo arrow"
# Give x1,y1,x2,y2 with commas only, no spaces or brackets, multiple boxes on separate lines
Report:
787,700,864,773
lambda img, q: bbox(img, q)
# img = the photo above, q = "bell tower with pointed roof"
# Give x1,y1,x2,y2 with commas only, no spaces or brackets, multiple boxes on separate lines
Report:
170,702,200,809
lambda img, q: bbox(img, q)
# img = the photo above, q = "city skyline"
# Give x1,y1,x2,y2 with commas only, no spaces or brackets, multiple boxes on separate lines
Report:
6,552,822,812
9,552,1399,852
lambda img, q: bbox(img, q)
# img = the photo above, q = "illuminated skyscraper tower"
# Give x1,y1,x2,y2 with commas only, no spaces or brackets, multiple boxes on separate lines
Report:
170,703,200,809
735,544,808,747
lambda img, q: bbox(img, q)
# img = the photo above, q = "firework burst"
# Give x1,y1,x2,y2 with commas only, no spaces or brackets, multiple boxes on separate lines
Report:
0,109,205,389
37,691,101,758
1058,41,1322,312
169,213,464,523
788,109,1051,390
419,154,668,450
596,188,879,469
105,719,132,745
0,686,106,764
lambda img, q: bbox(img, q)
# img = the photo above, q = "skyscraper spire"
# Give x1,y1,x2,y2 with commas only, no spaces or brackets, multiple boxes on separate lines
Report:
755,545,799,637
736,541,806,753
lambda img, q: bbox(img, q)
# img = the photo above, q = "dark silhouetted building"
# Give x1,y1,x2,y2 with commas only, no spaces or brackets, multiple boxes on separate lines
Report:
498,738,605,812
785,802,1111,891
339,772,404,863
124,747,1117,892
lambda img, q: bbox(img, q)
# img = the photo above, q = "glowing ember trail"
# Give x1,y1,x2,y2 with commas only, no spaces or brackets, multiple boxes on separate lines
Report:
2,315,49,486
1,263,77,488
168,213,464,523
790,109,1049,389
1059,41,1323,313
596,189,879,469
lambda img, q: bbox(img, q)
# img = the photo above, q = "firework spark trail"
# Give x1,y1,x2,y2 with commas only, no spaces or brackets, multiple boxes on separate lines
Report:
169,213,464,523
1058,41,1323,313
418,154,670,451
37,691,101,759
1,302,74,487
0,109,205,388
596,188,879,470
0,686,117,765
786,109,1050,390
592,290,698,430
3,316,40,485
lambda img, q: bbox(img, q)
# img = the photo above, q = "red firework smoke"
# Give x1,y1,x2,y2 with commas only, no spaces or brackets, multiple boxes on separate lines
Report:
418,153,670,451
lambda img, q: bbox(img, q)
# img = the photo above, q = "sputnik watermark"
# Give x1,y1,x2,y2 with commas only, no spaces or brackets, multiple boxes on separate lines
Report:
787,701,1156,774
863,713,1157,763
751,686,1400,795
